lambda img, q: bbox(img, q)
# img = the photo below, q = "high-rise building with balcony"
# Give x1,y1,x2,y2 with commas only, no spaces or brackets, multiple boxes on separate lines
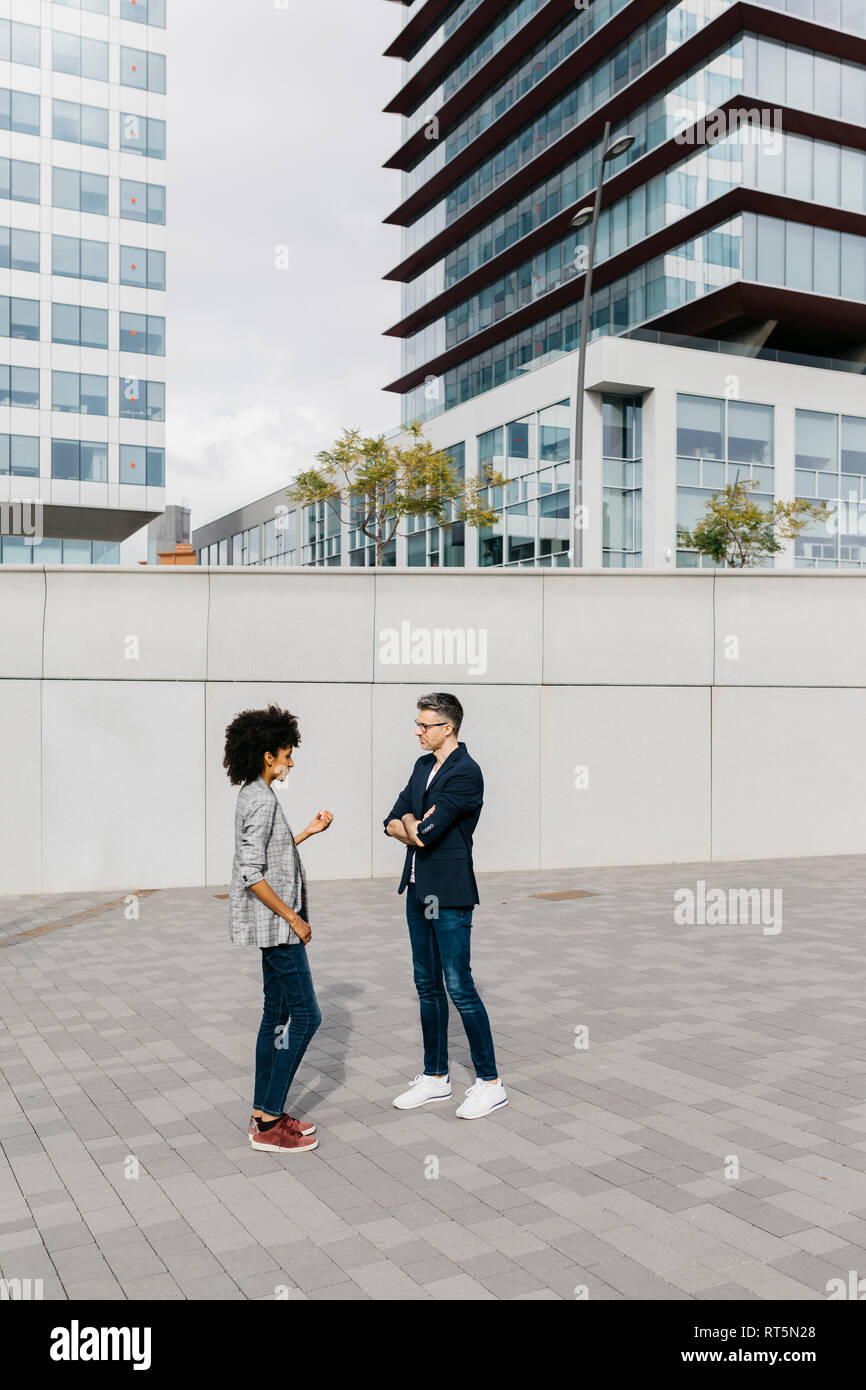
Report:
381,0,866,569
1,0,166,566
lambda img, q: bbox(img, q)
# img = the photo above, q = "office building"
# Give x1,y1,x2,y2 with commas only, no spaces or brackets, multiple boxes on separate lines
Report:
1,0,167,565
380,0,866,568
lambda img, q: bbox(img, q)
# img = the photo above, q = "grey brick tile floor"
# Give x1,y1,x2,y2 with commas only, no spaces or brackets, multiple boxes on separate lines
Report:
1,855,865,1301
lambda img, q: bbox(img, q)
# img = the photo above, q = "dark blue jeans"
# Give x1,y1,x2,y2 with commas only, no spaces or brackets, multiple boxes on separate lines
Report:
405,892,497,1081
254,943,322,1117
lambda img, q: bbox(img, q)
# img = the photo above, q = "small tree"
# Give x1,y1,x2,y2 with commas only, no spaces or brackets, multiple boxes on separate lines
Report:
288,421,504,565
678,478,831,568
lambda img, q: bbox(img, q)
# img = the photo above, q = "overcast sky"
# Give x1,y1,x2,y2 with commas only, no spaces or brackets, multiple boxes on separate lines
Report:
169,1,403,530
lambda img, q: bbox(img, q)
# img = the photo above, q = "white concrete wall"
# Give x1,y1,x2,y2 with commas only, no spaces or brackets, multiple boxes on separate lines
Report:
1,566,865,894
407,335,866,570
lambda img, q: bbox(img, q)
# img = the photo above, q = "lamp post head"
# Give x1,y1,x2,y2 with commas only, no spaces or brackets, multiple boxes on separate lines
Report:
605,133,635,160
571,206,594,230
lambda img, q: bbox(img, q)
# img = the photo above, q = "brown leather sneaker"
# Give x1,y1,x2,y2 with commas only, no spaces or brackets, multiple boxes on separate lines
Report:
250,1116,318,1153
285,1114,316,1135
250,1113,316,1142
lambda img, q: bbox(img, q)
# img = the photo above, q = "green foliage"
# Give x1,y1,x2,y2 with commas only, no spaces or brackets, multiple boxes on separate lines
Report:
288,421,505,563
678,478,832,568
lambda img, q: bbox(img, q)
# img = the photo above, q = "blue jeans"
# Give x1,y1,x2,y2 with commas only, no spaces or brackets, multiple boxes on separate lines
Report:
405,893,497,1081
254,942,322,1117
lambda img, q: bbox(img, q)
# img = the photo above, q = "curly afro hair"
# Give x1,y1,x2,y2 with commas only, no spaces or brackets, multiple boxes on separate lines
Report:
223,704,301,786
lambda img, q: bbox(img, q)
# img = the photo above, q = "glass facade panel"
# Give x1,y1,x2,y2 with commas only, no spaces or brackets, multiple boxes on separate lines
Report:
0,158,40,205
1,434,40,477
120,0,167,25
0,87,40,135
796,410,866,567
678,395,724,458
120,246,165,290
677,394,775,564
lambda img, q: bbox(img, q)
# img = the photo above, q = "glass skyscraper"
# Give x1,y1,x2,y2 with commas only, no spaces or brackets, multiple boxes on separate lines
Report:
1,0,166,565
384,0,865,425
379,0,866,570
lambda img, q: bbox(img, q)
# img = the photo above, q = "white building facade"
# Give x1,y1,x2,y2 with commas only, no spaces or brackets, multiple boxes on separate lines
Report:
1,0,166,565
194,334,866,573
390,333,866,572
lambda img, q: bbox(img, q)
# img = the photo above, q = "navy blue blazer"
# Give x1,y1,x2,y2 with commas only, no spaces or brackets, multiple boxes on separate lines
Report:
384,742,483,908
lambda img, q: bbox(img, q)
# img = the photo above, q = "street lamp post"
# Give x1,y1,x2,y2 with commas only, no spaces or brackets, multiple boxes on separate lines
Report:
569,122,634,567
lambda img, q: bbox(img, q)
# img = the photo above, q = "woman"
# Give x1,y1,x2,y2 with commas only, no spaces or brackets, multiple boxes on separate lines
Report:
224,704,333,1154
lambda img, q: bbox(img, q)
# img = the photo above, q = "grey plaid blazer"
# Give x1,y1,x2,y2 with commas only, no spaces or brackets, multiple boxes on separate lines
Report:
228,776,308,947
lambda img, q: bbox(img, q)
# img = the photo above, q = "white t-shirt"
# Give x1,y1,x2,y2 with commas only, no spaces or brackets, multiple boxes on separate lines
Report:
409,764,438,884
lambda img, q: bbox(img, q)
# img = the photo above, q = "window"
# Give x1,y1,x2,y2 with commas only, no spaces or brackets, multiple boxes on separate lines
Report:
677,395,724,459
1,296,39,341
120,246,165,290
263,511,297,565
119,445,164,486
120,112,166,159
478,426,504,474
52,304,108,349
0,159,40,205
677,395,774,566
119,377,165,421
0,366,40,409
303,499,342,566
120,312,165,355
120,47,166,93
53,168,109,217
0,20,40,66
0,227,40,272
728,400,773,465
0,435,40,477
795,409,866,568
603,396,643,568
119,179,165,225
1,536,120,565
53,100,109,149
539,401,570,462
51,439,108,482
52,372,108,416
120,0,167,26
0,88,40,136
52,235,109,282
52,32,109,81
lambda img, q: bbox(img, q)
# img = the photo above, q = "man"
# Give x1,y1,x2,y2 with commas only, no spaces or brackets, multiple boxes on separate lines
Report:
384,692,506,1120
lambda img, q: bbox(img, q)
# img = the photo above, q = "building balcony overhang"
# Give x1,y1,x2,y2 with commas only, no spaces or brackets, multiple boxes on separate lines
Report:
29,505,163,543
384,99,866,341
384,0,495,63
385,0,667,144
383,1,866,258
383,186,866,394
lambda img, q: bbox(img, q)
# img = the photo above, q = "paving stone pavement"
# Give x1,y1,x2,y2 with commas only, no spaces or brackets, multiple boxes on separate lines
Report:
1,855,866,1301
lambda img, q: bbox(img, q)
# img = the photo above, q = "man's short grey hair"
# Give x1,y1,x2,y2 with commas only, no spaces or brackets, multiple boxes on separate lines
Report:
417,692,463,736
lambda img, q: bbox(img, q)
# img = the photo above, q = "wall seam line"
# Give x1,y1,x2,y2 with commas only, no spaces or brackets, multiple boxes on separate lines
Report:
204,570,211,886
40,566,47,894
710,567,716,863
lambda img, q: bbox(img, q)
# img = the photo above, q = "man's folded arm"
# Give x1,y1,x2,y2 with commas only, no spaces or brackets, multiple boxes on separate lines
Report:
384,776,414,836
413,769,482,849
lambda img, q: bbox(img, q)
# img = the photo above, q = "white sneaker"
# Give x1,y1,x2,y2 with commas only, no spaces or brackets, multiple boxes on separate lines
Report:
392,1073,452,1109
455,1078,508,1119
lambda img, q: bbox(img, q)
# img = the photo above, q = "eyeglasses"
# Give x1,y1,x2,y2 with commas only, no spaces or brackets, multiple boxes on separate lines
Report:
415,720,448,731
